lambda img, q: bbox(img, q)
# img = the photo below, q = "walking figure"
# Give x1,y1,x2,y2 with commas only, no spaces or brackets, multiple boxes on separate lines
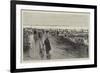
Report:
44,34,51,59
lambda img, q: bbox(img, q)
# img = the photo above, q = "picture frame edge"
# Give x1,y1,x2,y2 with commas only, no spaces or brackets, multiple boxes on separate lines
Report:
10,0,97,72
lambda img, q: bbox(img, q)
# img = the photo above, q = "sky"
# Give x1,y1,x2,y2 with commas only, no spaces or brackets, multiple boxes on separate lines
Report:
22,10,90,29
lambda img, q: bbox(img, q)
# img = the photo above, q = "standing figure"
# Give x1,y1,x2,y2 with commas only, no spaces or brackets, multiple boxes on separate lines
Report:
44,31,51,59
38,32,45,59
28,33,34,58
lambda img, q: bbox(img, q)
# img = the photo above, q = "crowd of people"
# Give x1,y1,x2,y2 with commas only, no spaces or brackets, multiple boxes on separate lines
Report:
23,28,51,60
23,28,88,60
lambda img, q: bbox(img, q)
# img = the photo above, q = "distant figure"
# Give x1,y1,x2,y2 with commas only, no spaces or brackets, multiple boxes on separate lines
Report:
44,32,51,59
33,30,37,42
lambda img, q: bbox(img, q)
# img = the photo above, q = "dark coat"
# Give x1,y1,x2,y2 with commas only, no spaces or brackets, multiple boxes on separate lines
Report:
44,38,51,52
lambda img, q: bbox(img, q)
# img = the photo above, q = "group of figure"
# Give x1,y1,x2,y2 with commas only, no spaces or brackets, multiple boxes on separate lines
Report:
28,30,51,60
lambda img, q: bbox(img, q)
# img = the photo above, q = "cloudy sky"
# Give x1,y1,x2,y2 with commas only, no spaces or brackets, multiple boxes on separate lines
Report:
22,10,90,29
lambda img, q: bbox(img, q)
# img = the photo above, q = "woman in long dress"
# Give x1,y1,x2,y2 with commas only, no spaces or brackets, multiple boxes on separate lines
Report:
38,31,45,59
29,30,41,60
